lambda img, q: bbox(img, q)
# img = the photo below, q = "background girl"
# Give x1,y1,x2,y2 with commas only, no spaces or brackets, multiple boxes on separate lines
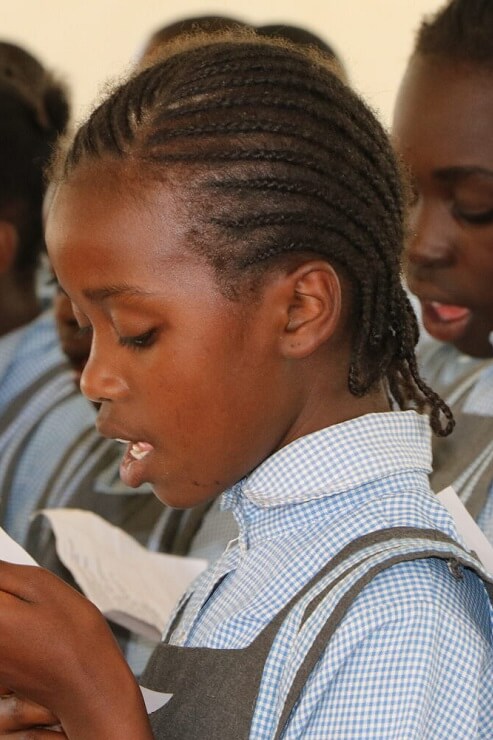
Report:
393,0,493,539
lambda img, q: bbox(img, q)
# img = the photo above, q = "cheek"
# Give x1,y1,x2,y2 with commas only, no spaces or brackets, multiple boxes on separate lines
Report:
465,240,493,279
455,243,493,310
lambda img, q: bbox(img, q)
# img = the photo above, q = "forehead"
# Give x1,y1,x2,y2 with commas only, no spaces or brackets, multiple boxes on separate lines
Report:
392,56,493,169
45,163,194,287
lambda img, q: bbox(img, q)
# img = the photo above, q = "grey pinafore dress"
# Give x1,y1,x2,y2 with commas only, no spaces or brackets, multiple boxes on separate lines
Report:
430,362,493,517
141,527,493,739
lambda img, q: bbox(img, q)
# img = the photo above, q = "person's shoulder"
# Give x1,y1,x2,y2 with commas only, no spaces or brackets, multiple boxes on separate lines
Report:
4,310,67,376
418,337,488,397
348,555,492,648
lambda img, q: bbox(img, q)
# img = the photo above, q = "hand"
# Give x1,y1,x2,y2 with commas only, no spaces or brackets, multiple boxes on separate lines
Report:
0,563,153,740
0,688,65,737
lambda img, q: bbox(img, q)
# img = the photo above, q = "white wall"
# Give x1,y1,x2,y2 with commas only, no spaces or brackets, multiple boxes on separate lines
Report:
2,0,444,127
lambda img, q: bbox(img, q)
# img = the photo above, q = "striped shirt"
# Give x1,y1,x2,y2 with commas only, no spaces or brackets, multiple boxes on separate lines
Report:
0,311,238,674
466,365,493,544
418,338,493,544
167,411,493,738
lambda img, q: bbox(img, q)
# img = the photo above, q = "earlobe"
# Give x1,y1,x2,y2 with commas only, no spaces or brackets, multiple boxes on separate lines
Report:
281,261,343,359
0,221,18,275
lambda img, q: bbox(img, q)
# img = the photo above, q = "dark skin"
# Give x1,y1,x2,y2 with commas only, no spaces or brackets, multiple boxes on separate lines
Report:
0,160,389,736
53,288,92,384
0,211,40,337
393,55,493,358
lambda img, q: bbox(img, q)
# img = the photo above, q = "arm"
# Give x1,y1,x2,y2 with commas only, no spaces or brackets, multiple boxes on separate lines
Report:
0,562,153,740
273,567,492,738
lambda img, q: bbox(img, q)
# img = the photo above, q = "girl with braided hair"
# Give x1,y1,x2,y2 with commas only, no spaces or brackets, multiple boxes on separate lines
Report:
393,0,493,541
0,31,491,739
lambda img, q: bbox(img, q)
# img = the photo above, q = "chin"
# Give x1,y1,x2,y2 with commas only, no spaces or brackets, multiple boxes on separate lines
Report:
452,331,493,359
152,482,209,510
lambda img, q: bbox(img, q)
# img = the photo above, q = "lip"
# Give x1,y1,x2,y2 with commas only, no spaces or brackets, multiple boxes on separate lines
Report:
96,421,156,489
120,441,155,488
96,419,141,443
419,299,472,343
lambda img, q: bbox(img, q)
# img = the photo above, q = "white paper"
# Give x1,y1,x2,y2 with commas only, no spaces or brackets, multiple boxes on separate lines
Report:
40,509,207,641
437,486,493,574
0,527,38,566
139,686,173,714
0,525,175,717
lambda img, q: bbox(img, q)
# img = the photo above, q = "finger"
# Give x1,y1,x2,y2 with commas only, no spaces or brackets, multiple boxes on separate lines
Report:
0,694,59,731
0,561,42,602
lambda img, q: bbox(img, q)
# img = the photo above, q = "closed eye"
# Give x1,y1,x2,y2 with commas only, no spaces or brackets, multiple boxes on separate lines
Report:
455,207,493,226
118,328,157,350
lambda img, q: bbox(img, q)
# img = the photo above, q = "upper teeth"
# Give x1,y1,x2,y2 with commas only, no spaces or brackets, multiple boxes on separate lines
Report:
129,444,150,461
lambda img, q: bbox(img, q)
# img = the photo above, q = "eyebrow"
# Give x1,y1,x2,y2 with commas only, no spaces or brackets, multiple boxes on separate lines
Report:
435,166,493,183
83,285,155,302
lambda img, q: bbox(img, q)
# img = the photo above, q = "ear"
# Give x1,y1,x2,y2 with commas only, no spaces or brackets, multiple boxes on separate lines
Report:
279,260,343,359
0,220,18,275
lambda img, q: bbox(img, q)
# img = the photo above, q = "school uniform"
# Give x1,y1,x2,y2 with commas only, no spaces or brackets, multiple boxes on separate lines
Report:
142,411,493,738
0,311,68,410
419,338,493,543
0,310,237,557
0,309,81,538
0,311,238,673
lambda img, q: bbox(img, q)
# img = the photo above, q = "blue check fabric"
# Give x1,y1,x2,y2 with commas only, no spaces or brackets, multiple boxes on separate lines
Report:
167,411,493,738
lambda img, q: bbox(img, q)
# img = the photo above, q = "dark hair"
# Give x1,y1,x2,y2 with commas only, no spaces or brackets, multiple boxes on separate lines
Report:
0,42,69,275
415,0,493,66
142,15,251,62
257,24,347,81
257,24,337,59
56,35,452,435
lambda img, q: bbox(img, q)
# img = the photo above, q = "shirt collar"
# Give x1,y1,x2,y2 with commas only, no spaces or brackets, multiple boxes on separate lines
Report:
223,410,431,510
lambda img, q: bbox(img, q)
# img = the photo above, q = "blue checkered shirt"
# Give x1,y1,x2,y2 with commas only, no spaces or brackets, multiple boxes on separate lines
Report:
167,411,493,738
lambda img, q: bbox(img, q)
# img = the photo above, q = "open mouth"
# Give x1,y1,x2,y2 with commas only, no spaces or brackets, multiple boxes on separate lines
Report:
421,300,472,343
116,439,155,487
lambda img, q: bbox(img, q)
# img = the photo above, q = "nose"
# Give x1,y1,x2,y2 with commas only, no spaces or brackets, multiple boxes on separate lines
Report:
79,337,129,404
405,198,454,269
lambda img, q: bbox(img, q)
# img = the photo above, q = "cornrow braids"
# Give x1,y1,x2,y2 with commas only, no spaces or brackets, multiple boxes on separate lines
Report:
55,33,453,436
140,16,251,69
415,0,493,67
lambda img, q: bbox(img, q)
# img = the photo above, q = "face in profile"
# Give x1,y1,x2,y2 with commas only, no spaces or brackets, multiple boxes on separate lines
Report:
46,163,297,509
393,55,493,357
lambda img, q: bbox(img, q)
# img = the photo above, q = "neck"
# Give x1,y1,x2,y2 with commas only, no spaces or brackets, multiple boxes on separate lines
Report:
311,383,391,430
283,355,392,450
0,271,41,337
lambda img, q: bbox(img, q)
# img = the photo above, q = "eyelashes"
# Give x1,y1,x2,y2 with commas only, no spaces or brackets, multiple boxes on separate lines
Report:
71,325,157,351
407,194,493,228
118,328,157,350
453,207,493,226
